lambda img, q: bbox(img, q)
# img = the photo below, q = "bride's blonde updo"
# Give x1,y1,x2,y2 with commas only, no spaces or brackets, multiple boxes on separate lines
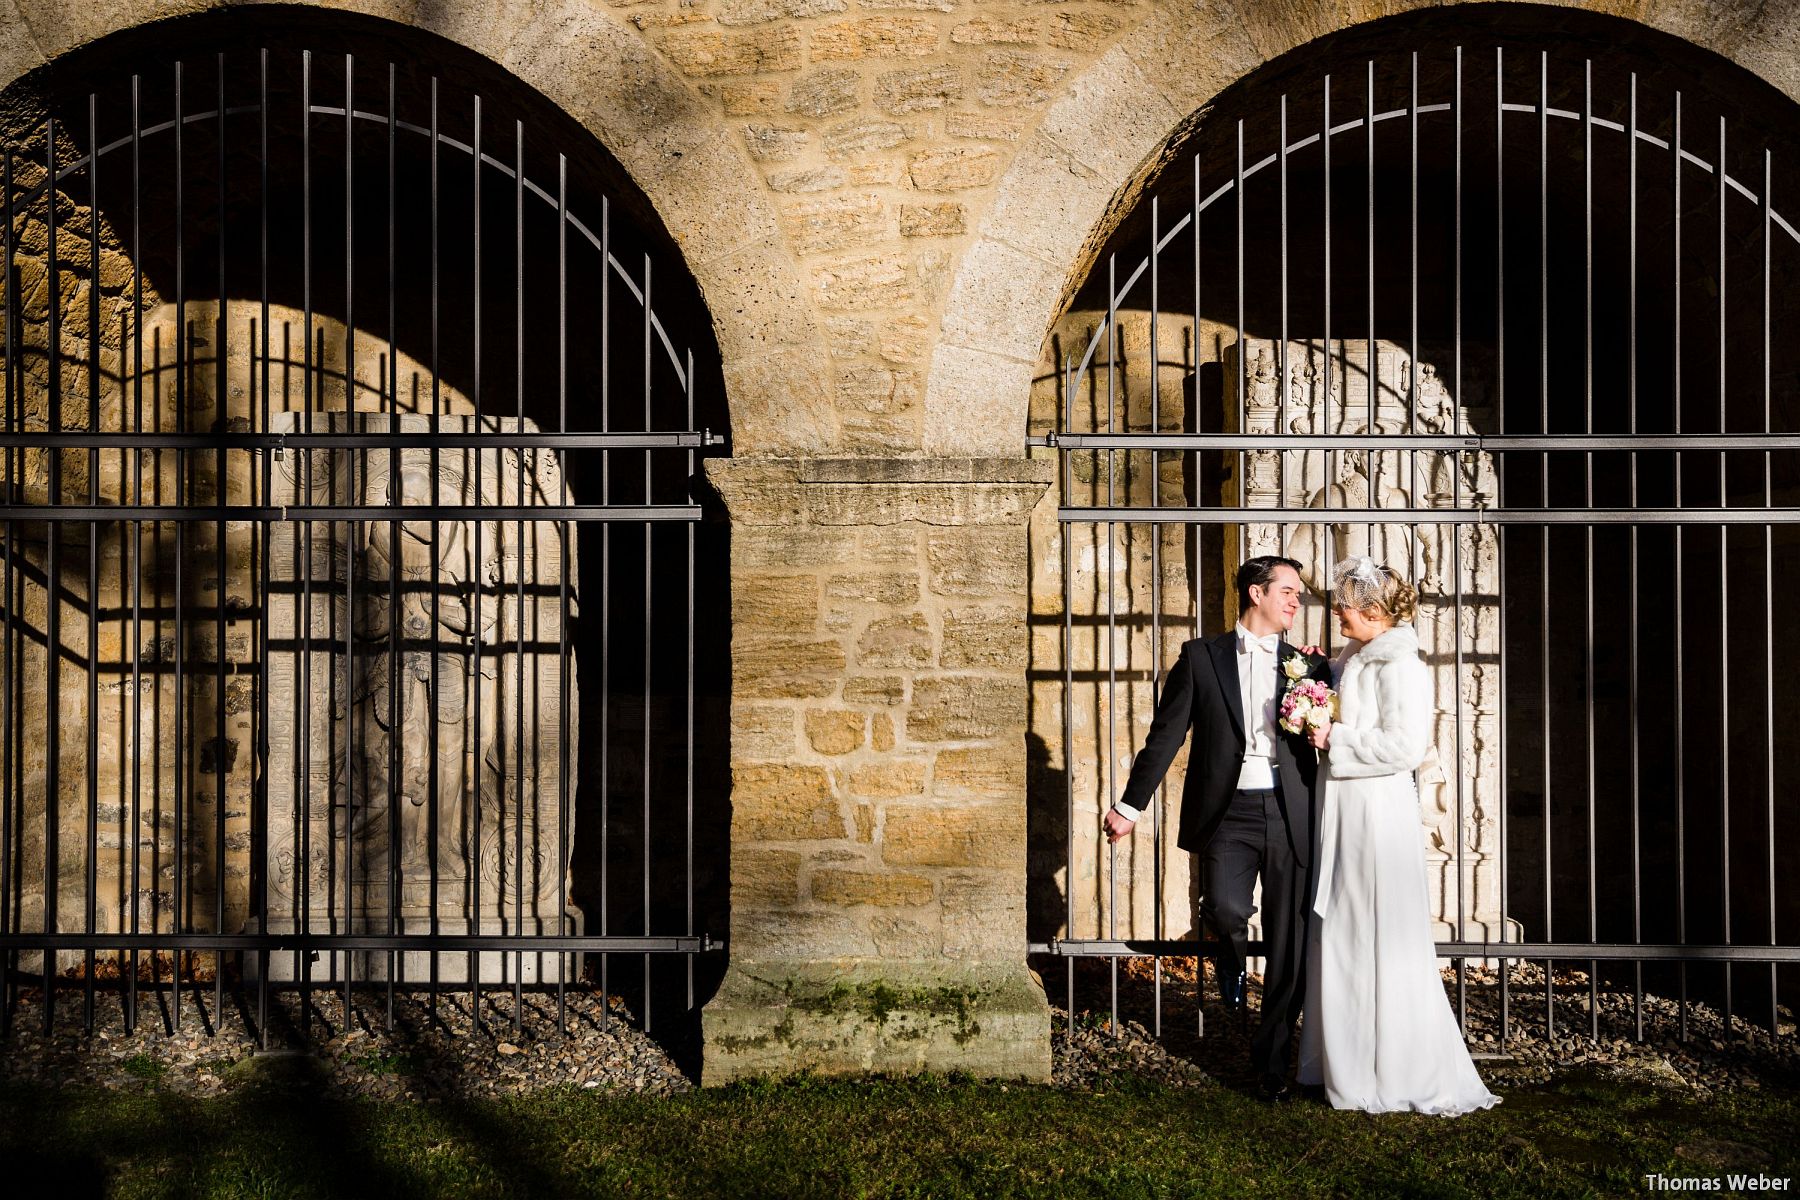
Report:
1331,556,1419,624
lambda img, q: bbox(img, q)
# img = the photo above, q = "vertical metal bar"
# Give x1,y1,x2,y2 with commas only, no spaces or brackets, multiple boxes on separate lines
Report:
1718,115,1732,1041
1764,147,1778,1038
384,58,399,1031
212,54,229,1028
85,91,101,1032
1674,88,1688,1042
1628,70,1644,1042
641,250,654,1034
1583,58,1598,1041
556,151,569,1037
1451,43,1468,1029
128,85,145,1030
173,58,189,1032
599,195,611,1030
341,52,357,1024
427,72,441,1018
470,90,483,1014
513,118,526,1035
1538,49,1553,1043
1105,247,1118,1035
684,351,696,1022
1150,189,1164,1040
0,147,14,1038
1366,60,1375,433
1495,47,1511,1043
1062,354,1076,1035
256,47,270,1047
298,48,316,1031
42,117,62,1035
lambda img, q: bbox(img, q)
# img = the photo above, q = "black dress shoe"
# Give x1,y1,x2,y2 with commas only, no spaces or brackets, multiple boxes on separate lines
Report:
1257,1075,1292,1104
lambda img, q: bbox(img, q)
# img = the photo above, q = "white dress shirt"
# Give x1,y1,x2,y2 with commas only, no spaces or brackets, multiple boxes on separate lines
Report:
1113,622,1283,823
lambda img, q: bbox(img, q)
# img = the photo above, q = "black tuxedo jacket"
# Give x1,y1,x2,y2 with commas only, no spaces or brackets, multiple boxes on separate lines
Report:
1117,632,1332,863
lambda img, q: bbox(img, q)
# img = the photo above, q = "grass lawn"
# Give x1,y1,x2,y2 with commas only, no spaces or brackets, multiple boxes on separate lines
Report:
2,1066,1794,1198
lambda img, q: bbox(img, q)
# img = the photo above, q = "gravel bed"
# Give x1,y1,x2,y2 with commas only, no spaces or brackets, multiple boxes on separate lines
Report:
0,960,1793,1100
0,983,694,1100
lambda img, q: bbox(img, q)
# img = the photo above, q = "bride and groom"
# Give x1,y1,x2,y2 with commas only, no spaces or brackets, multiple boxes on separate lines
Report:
1103,553,1499,1115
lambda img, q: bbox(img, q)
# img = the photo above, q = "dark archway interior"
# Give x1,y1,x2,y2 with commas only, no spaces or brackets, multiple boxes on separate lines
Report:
1052,4,1800,1019
5,6,732,1035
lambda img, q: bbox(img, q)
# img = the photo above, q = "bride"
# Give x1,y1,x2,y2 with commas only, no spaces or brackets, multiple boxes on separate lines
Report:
1294,556,1500,1116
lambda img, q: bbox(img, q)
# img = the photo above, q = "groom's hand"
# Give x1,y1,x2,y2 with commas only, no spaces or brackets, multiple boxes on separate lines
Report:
1103,809,1136,843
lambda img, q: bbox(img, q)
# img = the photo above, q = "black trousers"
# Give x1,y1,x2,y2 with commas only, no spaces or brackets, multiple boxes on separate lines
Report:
1200,786,1311,1082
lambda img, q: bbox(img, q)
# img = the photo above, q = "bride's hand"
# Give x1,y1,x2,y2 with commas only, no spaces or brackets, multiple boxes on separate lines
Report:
1307,722,1331,750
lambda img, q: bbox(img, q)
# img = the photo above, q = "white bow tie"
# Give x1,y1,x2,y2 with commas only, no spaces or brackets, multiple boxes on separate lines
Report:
1240,632,1279,655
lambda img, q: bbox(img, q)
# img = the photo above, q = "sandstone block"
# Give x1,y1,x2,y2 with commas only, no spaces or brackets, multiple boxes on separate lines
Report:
735,848,803,906
859,0,957,9
826,571,919,605
822,316,874,357
734,574,821,631
769,165,848,194
899,202,965,237
718,81,784,115
805,709,866,755
974,48,1069,108
941,870,1025,959
874,65,964,114
733,636,848,699
872,712,896,752
822,119,913,157
879,314,932,363
882,803,1022,868
847,161,904,187
732,705,798,761
717,0,847,26
933,746,1023,798
907,146,1001,190
906,675,1027,741
734,526,858,566
812,253,913,310
849,759,929,798
785,67,863,117
843,675,906,705
812,869,934,907
944,111,1023,142
951,16,1039,46
858,526,919,564
854,803,877,842
1045,8,1125,52
783,193,886,256
733,765,845,841
660,26,804,77
857,612,934,669
941,606,1025,669
927,527,1028,596
745,124,810,161
808,16,939,60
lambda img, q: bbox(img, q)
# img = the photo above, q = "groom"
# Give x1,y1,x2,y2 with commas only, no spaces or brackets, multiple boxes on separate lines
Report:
1103,555,1330,1102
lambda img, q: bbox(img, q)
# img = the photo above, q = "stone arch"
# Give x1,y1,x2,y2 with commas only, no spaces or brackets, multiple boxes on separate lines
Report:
0,0,837,454
926,0,1800,456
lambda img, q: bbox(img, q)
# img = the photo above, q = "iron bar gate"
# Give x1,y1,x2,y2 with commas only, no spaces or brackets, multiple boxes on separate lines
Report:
0,45,721,1043
1031,43,1800,1048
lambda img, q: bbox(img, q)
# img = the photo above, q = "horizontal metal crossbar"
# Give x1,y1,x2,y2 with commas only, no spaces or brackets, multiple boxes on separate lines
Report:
1032,433,1800,451
0,933,718,953
1058,507,1800,525
0,504,702,522
0,431,721,450
1031,940,1800,963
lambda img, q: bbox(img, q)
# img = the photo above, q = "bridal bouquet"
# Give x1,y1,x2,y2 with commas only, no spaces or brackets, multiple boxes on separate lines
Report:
1278,677,1337,735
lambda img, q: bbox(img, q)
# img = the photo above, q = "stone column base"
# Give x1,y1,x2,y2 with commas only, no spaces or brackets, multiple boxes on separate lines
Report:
702,961,1051,1084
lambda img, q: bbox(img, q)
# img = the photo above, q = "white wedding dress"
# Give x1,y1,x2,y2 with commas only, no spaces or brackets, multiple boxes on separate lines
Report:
1295,624,1500,1115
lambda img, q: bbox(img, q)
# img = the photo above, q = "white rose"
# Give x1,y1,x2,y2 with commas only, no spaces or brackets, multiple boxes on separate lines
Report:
1282,654,1309,680
1306,705,1332,730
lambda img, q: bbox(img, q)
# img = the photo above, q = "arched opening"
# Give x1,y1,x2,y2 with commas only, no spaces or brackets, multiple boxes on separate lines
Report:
1030,5,1800,1040
0,7,731,1042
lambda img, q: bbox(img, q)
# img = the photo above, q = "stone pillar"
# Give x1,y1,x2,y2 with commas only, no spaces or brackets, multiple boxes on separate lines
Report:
700,456,1053,1084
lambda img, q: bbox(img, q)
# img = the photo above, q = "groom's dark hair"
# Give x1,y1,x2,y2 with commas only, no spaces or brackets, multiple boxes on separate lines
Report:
1237,555,1304,609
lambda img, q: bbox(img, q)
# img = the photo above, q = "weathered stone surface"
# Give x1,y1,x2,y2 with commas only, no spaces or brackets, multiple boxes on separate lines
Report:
808,16,940,60
733,765,846,841
812,252,914,310
769,165,849,193
874,64,964,113
811,868,934,907
733,525,858,565
733,705,799,760
933,746,1023,797
1044,8,1126,51
745,123,810,161
927,526,1029,596
871,712,896,752
906,675,1027,741
717,80,784,114
857,612,934,669
826,571,919,605
783,193,886,255
785,66,863,117
737,848,804,905
906,145,1002,190
882,802,1021,867
858,526,919,563
659,25,805,76
951,15,1040,45
848,760,929,797
899,201,965,237
854,803,877,842
805,708,866,754
735,574,821,630
943,110,1023,141
717,0,847,27
940,606,1025,668
843,675,907,705
974,48,1070,107
733,636,848,698
822,118,912,157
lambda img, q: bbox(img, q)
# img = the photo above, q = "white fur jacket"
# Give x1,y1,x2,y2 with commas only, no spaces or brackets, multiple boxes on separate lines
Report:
1325,622,1433,781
